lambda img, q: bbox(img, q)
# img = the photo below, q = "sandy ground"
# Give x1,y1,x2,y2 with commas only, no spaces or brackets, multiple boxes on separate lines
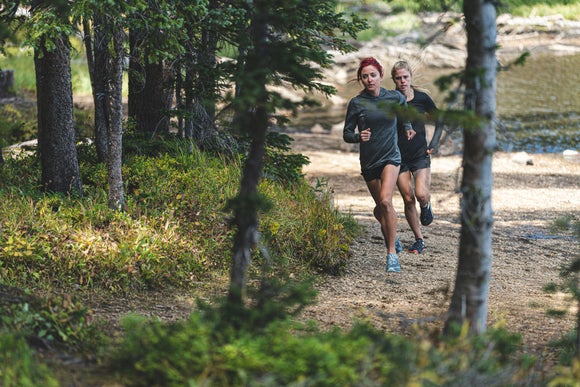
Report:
290,129,580,368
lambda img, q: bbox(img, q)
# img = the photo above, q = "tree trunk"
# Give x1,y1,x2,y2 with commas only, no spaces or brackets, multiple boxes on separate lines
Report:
128,30,174,135
228,7,270,305
107,24,125,211
0,69,15,98
197,0,218,120
83,15,109,163
445,0,497,335
175,66,184,137
34,34,83,196
184,63,194,140
181,52,224,152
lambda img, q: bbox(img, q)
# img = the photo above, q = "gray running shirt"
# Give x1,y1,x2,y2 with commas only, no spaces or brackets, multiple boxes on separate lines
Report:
343,87,412,174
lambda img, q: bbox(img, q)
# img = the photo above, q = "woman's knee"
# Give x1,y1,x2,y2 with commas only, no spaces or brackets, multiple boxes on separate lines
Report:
402,193,415,206
379,198,394,212
415,191,429,206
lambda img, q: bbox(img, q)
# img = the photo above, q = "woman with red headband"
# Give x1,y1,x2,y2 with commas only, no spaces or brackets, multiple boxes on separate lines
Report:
343,57,416,273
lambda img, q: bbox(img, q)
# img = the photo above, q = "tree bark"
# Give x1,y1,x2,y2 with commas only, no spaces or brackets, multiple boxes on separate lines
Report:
228,6,269,305
83,14,109,163
107,24,125,211
34,34,83,196
128,29,174,135
197,0,218,120
0,69,15,98
445,0,497,335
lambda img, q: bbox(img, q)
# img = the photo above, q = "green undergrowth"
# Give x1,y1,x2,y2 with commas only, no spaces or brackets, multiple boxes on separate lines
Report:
0,332,59,387
0,284,99,386
0,138,358,294
1,273,543,386
0,136,358,383
0,98,37,150
107,286,537,386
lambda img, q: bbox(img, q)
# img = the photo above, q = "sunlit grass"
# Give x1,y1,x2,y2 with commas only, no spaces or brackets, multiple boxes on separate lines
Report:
505,4,580,20
378,13,421,36
1,37,127,98
0,141,358,293
0,47,36,93
0,46,91,95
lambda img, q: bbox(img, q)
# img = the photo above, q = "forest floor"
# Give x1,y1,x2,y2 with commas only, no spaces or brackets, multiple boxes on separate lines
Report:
45,124,580,385
290,129,580,372
3,13,579,384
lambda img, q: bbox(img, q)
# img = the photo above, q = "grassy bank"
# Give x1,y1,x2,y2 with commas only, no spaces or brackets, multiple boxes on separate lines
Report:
0,137,359,383
0,139,358,294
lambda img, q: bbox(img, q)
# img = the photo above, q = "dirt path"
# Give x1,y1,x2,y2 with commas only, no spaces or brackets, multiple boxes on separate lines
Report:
290,130,580,364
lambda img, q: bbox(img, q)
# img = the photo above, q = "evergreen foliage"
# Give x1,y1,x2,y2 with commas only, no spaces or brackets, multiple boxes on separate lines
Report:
0,333,59,387
108,282,535,386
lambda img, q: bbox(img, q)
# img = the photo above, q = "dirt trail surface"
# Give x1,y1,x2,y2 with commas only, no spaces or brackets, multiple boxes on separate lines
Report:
291,129,580,362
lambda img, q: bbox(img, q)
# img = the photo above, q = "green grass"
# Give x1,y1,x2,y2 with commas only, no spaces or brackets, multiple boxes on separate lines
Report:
0,46,90,95
0,333,59,387
0,140,357,293
0,47,36,94
0,37,125,97
500,0,580,19
509,3,580,19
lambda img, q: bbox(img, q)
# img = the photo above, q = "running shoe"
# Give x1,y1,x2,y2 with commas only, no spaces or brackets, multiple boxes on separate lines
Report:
395,237,403,254
420,202,434,226
409,239,425,254
386,253,401,273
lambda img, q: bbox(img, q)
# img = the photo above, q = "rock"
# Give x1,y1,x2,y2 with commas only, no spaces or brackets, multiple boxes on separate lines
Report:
311,123,327,133
330,13,580,70
563,149,579,161
511,151,533,165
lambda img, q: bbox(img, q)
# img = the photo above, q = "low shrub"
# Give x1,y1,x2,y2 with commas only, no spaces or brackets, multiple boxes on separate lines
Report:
0,284,100,351
0,140,357,293
109,281,537,386
262,177,359,275
0,332,58,387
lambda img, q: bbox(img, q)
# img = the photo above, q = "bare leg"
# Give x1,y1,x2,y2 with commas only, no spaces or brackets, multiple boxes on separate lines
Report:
396,170,423,241
366,164,400,254
413,168,431,209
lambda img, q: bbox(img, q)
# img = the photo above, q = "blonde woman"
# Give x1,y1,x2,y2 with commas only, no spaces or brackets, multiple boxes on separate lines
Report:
391,60,443,254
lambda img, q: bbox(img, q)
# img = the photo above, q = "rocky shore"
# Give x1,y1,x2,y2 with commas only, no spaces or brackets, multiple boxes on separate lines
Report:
324,13,580,85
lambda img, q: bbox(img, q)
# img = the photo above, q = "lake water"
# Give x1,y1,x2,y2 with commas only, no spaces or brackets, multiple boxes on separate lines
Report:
292,52,580,154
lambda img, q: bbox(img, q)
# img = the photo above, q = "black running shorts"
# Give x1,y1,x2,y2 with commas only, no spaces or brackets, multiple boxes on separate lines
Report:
362,160,401,182
400,154,430,174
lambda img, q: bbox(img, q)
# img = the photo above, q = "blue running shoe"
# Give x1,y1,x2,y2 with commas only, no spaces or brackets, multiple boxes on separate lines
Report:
409,239,425,254
386,253,401,273
395,237,403,254
420,202,434,226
